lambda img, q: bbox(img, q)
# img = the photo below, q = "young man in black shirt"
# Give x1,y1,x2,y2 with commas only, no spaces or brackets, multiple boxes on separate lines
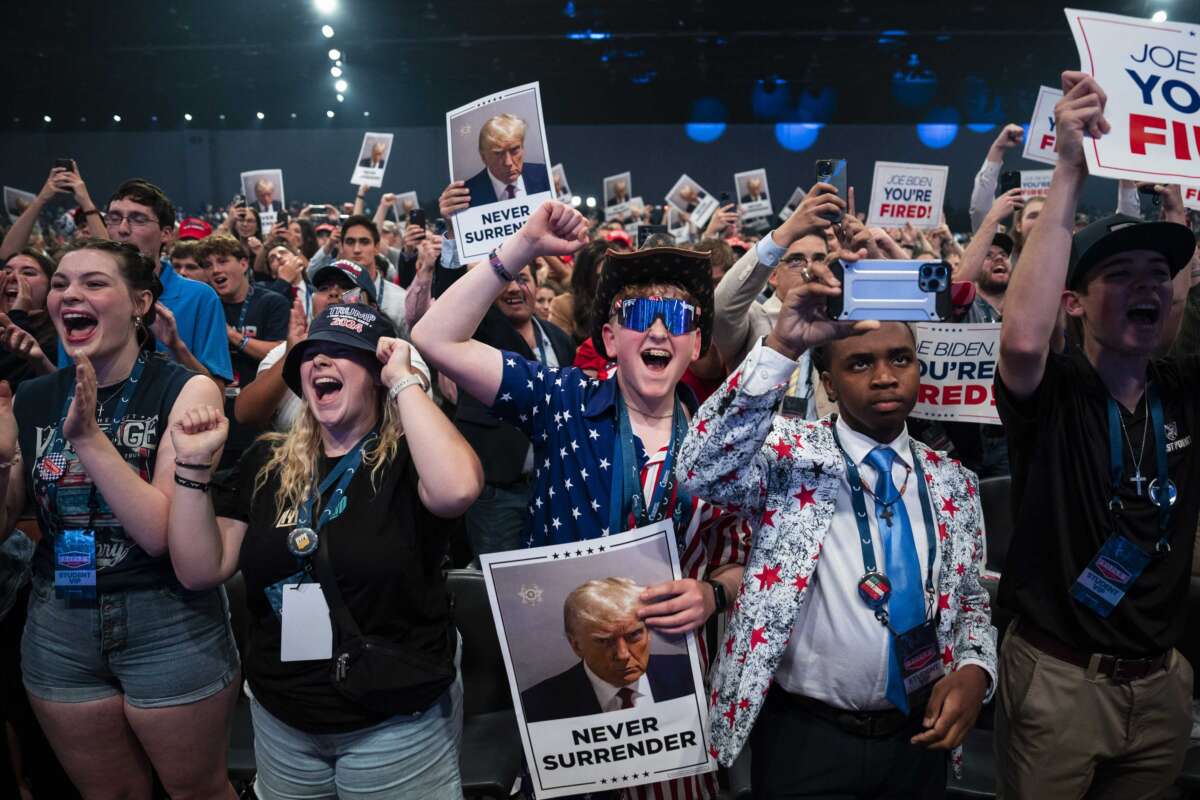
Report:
994,70,1200,798
196,235,289,469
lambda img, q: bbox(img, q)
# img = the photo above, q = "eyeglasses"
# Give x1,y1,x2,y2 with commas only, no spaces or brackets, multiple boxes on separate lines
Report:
780,252,827,268
615,296,699,336
105,212,159,229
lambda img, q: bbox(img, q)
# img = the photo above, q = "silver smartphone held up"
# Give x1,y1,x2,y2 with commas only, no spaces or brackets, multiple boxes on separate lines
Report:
826,259,952,322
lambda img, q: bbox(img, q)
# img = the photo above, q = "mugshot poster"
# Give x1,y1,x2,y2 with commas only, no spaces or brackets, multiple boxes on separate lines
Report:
603,171,634,222
3,187,35,222
552,163,572,203
446,81,554,260
240,169,286,234
665,174,719,230
350,131,394,189
480,521,717,799
777,186,805,222
391,191,420,224
734,168,772,220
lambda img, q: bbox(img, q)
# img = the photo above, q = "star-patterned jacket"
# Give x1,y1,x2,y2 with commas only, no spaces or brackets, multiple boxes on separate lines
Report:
676,341,997,768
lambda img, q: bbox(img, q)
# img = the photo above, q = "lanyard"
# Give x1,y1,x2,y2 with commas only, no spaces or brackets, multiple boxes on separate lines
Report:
830,422,938,622
46,352,148,530
1106,383,1173,550
530,318,550,367
235,285,255,333
297,429,376,533
608,395,688,536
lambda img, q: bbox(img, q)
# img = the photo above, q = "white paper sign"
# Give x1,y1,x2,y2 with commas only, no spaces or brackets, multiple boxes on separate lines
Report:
552,164,572,203
666,174,719,230
1022,85,1063,166
446,82,554,261
866,161,949,230
777,186,805,222
350,132,394,189
280,583,333,662
604,171,634,222
1183,184,1200,210
1065,8,1200,182
391,191,420,224
734,168,772,220
1020,170,1054,199
480,522,717,799
2,187,35,222
912,323,1001,425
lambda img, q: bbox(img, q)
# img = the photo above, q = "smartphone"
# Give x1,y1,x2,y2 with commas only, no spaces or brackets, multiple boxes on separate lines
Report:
1138,184,1162,219
814,158,847,222
636,224,669,248
998,171,1021,196
719,191,731,207
408,209,427,230
825,259,952,322
233,194,247,209
277,209,290,226
53,158,74,172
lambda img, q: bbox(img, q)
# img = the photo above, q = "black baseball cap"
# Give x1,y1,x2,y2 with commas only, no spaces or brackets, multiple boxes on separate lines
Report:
991,232,1014,256
311,259,378,305
282,303,396,394
1067,214,1194,290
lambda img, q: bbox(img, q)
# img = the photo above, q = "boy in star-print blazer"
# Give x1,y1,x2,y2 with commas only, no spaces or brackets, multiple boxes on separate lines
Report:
676,340,997,773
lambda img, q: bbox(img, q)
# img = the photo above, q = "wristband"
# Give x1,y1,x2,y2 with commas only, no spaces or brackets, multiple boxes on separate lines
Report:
488,248,516,283
387,374,423,402
704,578,728,614
237,335,249,353
174,459,212,470
174,473,210,492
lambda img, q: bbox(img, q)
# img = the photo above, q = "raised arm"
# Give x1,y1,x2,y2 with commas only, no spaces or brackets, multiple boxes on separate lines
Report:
0,382,25,541
968,124,1022,232
954,188,1023,284
0,169,73,259
167,403,244,590
410,201,588,406
373,193,396,229
999,71,1107,399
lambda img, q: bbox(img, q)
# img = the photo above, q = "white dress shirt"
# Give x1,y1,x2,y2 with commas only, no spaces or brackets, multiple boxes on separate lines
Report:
488,172,528,203
583,662,654,712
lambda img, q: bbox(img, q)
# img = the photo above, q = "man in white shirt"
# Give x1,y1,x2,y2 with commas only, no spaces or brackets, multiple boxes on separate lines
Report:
679,249,996,798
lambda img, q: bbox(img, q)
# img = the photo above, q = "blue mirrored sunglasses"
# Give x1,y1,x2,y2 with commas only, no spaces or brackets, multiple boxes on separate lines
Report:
615,296,699,335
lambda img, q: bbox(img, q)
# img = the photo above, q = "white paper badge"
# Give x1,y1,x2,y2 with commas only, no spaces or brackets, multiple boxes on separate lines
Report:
281,583,333,662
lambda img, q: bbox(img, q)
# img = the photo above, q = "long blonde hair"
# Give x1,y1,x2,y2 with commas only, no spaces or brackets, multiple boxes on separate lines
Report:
253,387,404,517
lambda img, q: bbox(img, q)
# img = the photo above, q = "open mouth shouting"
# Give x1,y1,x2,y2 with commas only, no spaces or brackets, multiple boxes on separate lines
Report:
211,272,231,295
640,347,673,373
311,373,345,405
1126,299,1161,329
60,309,99,345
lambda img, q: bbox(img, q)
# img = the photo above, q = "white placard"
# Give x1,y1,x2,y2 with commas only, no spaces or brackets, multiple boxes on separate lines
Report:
912,323,1001,425
865,161,949,230
1183,184,1200,211
667,207,690,244
604,171,634,222
240,169,286,216
665,174,719,230
480,522,717,799
391,191,420,224
777,186,805,222
1065,8,1200,182
3,187,35,222
349,132,394,189
447,82,554,261
280,584,333,662
1020,170,1054,199
1022,85,1063,166
552,164,572,203
734,168,772,220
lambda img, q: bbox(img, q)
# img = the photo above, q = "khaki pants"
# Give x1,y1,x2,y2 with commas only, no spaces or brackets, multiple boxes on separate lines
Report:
994,620,1193,800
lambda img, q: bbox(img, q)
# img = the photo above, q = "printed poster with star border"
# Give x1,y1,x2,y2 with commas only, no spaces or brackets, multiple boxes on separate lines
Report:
480,520,717,798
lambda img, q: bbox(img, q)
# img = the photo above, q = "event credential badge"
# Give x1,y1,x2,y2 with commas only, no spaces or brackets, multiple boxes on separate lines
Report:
480,521,718,799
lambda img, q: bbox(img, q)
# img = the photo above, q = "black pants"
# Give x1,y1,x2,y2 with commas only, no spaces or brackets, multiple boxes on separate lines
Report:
749,690,946,800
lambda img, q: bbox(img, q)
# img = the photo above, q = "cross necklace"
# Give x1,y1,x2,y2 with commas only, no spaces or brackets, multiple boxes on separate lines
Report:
1118,399,1150,496
860,464,913,525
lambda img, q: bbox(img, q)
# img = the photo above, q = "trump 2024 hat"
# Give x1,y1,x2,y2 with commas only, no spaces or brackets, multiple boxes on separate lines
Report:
282,303,396,394
1067,214,1194,290
177,217,213,241
311,259,379,305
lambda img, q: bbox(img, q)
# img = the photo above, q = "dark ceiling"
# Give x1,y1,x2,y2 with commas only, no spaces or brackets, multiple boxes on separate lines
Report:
4,0,1193,130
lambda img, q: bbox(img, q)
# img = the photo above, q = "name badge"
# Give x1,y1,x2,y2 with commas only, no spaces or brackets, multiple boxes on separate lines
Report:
1070,533,1151,618
264,569,307,619
280,583,333,662
54,529,97,600
895,619,944,697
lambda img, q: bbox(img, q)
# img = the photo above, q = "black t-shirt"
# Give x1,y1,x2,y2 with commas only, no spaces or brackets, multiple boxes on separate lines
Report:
222,287,289,462
215,438,453,734
15,354,194,591
996,348,1200,656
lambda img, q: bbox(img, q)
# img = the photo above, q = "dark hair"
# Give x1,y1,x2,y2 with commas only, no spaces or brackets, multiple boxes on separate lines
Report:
108,179,175,229
169,240,200,263
233,205,261,246
194,234,248,264
810,322,918,373
569,240,611,344
61,238,163,330
693,239,736,275
340,214,379,244
11,247,57,279
292,217,318,259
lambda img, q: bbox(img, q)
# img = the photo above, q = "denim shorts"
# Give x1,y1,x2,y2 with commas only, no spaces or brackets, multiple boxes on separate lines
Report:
21,575,240,708
251,633,464,800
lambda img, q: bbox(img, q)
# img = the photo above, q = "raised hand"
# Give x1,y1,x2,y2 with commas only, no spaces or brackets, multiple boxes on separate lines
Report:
508,201,590,261
765,248,879,360
439,181,471,220
1055,70,1110,169
0,313,46,364
703,204,738,239
380,193,397,208
986,187,1025,225
7,273,34,313
286,296,308,351
376,336,415,390
777,182,845,246
149,302,180,351
63,354,100,443
170,405,228,469
990,123,1025,156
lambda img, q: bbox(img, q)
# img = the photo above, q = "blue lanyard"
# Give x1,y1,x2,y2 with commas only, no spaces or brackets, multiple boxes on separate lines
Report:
830,422,938,617
235,285,255,333
1106,383,1173,549
531,319,550,367
297,429,376,533
608,395,688,535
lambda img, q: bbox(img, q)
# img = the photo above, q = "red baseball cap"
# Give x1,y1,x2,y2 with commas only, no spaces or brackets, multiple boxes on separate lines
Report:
315,223,336,235
178,217,213,241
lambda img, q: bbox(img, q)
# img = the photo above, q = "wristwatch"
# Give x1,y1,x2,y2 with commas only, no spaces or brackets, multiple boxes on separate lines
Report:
704,579,728,614
387,374,423,401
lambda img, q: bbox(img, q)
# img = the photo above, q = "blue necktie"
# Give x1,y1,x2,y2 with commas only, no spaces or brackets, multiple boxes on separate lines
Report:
864,446,924,714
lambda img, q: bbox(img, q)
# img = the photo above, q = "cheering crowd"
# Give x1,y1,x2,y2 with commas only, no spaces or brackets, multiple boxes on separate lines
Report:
0,67,1199,800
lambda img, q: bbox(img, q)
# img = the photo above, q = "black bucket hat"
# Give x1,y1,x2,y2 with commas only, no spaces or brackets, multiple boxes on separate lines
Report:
590,246,714,359
282,303,396,394
1067,214,1194,290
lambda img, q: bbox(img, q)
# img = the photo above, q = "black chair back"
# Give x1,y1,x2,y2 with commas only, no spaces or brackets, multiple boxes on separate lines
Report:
979,476,1013,573
447,569,513,716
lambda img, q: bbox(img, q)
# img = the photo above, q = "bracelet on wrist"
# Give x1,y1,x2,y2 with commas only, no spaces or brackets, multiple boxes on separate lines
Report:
387,374,424,402
488,247,516,283
174,473,210,492
174,459,212,470
0,453,20,470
